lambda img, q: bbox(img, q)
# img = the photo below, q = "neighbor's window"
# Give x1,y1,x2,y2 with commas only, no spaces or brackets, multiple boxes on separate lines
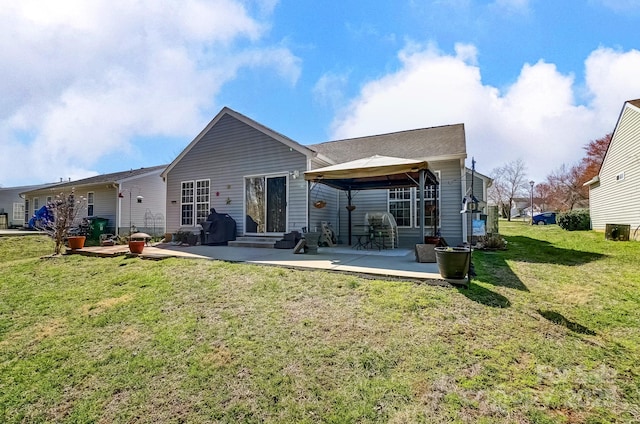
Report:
33,197,39,215
13,202,24,221
181,181,195,225
195,179,210,223
388,188,412,227
87,192,94,216
616,172,625,182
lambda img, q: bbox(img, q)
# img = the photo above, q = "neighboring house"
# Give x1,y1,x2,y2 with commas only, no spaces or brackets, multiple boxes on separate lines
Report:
161,107,489,247
21,165,167,236
585,99,640,240
0,183,58,228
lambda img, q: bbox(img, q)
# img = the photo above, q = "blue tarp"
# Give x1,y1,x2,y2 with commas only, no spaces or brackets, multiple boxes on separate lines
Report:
28,205,53,229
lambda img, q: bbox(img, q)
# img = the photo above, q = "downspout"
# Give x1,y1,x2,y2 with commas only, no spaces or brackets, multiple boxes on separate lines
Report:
117,183,122,237
419,170,425,243
461,161,467,244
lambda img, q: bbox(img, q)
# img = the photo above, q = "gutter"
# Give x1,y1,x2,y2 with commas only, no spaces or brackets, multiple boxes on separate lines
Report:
583,175,600,186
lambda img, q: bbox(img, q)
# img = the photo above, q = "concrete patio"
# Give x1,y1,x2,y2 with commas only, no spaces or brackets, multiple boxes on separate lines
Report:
70,242,449,284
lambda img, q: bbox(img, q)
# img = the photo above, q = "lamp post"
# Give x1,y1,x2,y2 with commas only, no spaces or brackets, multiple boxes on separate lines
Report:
529,180,535,225
118,187,143,235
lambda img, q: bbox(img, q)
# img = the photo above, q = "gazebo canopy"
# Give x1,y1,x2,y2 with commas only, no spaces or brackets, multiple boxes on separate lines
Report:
303,155,439,190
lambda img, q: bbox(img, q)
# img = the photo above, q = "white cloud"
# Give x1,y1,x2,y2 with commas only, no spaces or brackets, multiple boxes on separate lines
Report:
331,43,640,182
0,0,299,186
491,0,531,14
596,0,640,13
313,72,350,109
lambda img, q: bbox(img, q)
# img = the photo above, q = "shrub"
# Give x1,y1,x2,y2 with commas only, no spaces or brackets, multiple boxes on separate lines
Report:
476,233,508,250
557,210,591,231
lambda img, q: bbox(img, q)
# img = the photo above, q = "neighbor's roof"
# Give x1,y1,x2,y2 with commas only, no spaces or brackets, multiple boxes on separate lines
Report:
309,124,466,163
628,99,640,109
21,165,167,194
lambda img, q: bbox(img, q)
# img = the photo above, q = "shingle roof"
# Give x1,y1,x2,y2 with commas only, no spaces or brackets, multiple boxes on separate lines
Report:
308,124,466,163
44,165,167,190
628,99,640,109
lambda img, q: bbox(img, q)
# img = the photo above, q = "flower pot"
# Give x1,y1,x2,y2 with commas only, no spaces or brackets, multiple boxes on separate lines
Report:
67,236,86,250
435,247,471,279
304,231,322,254
128,240,145,254
346,205,356,212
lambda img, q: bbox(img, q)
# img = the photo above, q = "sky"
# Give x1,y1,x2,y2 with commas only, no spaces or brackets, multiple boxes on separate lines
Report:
2,0,640,187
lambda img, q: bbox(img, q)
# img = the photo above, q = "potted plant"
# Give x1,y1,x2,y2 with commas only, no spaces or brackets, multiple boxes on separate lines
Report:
128,240,145,254
434,246,471,279
67,235,86,250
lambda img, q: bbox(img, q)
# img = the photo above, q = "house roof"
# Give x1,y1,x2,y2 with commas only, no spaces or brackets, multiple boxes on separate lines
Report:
628,99,640,109
161,107,323,178
21,165,167,195
587,98,640,186
309,124,467,163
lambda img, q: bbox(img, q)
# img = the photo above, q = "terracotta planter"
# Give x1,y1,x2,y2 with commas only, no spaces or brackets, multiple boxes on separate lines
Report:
128,240,145,254
67,236,86,250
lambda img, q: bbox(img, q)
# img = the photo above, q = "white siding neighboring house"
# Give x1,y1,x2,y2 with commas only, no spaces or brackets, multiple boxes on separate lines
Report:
21,165,167,236
0,183,57,228
162,107,489,247
585,99,640,240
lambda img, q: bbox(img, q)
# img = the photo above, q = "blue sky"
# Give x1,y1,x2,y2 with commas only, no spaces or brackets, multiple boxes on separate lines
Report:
2,0,640,186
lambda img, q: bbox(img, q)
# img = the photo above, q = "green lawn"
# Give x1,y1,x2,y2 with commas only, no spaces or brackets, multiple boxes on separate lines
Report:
1,224,639,423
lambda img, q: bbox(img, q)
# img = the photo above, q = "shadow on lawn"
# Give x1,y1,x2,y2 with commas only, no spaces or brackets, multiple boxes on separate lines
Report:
472,235,606,293
538,309,596,335
457,283,511,308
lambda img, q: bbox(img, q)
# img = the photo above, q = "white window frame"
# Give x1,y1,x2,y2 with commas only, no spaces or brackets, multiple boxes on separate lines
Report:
616,172,625,182
181,181,195,226
386,171,441,230
87,192,95,217
195,179,210,224
387,188,413,228
33,197,39,215
13,202,24,222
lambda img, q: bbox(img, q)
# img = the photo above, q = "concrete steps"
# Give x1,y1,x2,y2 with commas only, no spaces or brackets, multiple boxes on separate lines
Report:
228,236,280,248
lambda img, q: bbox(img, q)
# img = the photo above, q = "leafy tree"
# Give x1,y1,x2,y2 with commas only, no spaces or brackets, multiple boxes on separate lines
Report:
581,133,612,181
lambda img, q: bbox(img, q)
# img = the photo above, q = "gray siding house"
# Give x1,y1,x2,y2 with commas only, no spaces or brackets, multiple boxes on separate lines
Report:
0,183,57,228
585,99,640,240
162,107,484,246
22,165,167,236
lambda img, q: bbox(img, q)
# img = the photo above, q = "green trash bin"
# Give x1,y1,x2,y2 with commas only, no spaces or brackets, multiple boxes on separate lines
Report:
89,217,109,241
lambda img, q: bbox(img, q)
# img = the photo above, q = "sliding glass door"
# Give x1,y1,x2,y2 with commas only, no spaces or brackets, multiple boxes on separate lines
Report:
245,175,287,234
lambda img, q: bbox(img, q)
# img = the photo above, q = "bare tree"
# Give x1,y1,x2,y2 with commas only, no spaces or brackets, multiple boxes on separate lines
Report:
488,159,529,221
33,189,87,255
545,163,588,211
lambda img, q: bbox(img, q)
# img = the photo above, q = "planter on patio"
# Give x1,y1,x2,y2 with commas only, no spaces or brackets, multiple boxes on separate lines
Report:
304,231,321,254
67,236,86,250
128,240,145,254
435,246,471,279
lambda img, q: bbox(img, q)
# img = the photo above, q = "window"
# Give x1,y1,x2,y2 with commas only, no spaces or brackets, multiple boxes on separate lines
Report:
24,199,29,223
195,180,210,224
46,196,52,204
181,179,210,225
616,172,625,181
416,182,440,228
33,197,39,215
388,188,412,227
13,203,24,221
87,192,94,216
181,181,194,225
387,171,441,230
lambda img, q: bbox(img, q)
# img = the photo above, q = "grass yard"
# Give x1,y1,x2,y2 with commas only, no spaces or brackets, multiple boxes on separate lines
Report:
1,223,639,423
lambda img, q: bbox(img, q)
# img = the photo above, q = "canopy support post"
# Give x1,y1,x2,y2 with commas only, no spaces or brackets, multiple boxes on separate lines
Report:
420,170,425,243
306,180,311,233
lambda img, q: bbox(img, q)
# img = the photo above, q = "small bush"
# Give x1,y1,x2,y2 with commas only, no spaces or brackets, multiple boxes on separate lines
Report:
476,233,508,250
557,210,591,231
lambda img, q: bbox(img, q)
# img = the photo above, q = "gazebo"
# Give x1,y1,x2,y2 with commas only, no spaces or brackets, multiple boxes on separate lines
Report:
304,155,439,245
